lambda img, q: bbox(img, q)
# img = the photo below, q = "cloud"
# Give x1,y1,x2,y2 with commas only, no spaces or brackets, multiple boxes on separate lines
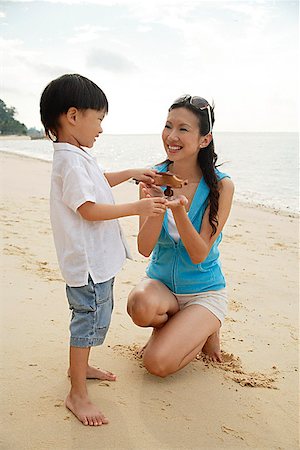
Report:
86,47,137,73
136,25,152,33
67,24,110,44
1,85,24,97
0,36,27,55
29,61,72,77
4,0,141,3
0,37,70,78
1,0,298,132
220,0,276,32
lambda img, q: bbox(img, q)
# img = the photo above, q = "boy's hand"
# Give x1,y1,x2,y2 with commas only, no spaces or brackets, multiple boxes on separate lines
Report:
131,168,157,185
136,197,167,217
140,182,164,198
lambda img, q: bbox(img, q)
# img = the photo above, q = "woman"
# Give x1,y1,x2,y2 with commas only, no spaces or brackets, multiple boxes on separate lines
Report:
127,95,234,377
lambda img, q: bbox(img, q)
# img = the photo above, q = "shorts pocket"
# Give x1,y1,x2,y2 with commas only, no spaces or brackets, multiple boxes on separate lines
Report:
66,279,97,313
94,278,114,330
95,297,113,333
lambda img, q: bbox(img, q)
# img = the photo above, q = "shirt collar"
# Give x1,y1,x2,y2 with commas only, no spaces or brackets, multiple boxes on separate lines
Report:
53,142,94,160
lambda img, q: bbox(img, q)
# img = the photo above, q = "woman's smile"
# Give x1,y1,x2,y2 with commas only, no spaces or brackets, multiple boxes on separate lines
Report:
167,144,182,154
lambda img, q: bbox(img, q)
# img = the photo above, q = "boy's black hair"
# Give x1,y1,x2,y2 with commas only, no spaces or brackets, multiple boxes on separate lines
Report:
40,73,108,140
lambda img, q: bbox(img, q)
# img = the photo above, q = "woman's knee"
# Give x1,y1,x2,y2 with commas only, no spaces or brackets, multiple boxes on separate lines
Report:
127,287,158,326
143,350,174,378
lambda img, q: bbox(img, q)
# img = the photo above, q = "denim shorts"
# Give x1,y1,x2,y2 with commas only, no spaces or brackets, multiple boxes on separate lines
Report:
66,276,114,348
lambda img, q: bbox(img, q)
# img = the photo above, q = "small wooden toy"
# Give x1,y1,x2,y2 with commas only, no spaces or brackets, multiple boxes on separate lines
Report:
153,172,188,197
134,172,188,197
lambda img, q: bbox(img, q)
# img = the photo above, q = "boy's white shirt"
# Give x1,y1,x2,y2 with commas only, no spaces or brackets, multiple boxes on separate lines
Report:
50,142,132,287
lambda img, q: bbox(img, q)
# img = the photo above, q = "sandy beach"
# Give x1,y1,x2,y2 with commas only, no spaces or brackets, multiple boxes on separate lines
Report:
0,151,298,449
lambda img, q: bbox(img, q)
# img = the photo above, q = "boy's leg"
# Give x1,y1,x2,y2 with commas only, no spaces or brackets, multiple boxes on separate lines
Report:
67,362,116,381
65,277,115,425
66,346,109,426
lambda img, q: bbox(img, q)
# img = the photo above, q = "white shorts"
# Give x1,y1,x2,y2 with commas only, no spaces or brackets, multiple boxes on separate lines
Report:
173,289,228,325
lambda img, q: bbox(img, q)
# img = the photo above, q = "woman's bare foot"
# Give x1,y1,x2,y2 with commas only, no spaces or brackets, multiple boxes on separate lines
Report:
136,344,146,358
67,365,117,381
202,331,222,362
65,392,109,426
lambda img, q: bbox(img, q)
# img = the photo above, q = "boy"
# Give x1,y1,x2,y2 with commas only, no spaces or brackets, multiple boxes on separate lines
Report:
40,74,166,426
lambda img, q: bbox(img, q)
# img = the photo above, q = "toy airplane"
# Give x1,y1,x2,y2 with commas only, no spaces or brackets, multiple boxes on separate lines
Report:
134,172,188,197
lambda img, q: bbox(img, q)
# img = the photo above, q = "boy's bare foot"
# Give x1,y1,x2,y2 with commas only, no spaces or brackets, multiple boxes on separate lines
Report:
86,365,117,380
65,392,109,426
202,331,222,362
67,365,116,381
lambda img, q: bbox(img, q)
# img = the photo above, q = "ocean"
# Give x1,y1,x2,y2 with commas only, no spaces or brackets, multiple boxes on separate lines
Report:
0,132,298,213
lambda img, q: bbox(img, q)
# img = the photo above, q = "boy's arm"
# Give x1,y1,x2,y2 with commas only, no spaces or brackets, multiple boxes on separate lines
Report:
104,168,157,187
77,198,166,221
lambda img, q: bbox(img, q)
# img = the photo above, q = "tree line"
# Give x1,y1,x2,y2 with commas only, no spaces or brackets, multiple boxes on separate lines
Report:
0,99,28,135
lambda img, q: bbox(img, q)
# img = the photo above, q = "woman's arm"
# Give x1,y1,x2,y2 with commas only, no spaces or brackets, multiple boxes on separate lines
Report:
170,177,234,264
137,184,166,257
104,168,156,187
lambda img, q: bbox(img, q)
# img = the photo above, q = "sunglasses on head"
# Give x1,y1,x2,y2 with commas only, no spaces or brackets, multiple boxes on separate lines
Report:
172,95,213,134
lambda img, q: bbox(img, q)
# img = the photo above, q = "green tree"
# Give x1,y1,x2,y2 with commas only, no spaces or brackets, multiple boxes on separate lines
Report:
0,99,27,135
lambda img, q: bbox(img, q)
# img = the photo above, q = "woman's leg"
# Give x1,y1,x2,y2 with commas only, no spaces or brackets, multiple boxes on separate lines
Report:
142,305,220,377
127,278,179,328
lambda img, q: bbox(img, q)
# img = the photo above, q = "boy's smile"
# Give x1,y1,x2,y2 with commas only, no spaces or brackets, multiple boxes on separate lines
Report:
75,108,106,148
57,107,106,149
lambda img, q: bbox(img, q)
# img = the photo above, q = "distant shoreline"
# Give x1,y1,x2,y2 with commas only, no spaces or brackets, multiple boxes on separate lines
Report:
0,150,298,218
0,135,31,140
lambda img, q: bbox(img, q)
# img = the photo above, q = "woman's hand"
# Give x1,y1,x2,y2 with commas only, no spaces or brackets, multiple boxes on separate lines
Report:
166,195,188,209
141,182,188,208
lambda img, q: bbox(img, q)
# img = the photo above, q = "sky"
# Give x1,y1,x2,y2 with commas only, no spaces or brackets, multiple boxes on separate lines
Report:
0,0,299,133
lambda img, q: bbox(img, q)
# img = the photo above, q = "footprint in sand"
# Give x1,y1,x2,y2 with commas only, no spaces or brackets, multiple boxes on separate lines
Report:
221,425,245,441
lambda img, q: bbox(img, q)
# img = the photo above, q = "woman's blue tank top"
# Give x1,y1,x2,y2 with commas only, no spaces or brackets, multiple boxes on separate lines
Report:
146,161,230,294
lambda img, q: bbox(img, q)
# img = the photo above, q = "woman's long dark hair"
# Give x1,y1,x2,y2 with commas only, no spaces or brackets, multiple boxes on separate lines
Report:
169,99,219,236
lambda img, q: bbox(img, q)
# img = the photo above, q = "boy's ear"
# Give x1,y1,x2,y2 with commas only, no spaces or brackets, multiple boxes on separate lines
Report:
66,107,78,124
